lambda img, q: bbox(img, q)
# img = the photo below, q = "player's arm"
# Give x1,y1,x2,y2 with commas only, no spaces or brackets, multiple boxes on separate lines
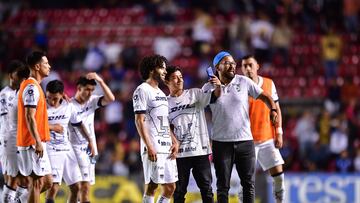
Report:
257,91,279,127
169,124,179,160
24,107,43,157
86,72,115,106
48,124,64,134
135,113,157,161
274,101,283,148
72,122,95,157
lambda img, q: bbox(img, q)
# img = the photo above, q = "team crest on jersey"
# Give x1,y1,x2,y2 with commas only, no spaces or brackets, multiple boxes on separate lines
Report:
234,84,241,92
25,85,35,103
133,94,138,101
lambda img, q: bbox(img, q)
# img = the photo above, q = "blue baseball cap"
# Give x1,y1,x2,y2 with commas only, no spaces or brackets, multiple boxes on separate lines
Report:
213,51,231,67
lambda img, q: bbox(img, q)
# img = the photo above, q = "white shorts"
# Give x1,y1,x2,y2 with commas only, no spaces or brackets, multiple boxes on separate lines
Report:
47,146,82,186
255,139,285,171
141,153,178,184
17,142,52,177
72,145,95,185
2,135,19,177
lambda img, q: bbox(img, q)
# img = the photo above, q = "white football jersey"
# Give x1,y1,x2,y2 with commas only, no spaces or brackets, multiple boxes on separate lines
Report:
68,95,103,155
167,88,212,158
0,86,18,136
133,83,172,154
47,100,82,150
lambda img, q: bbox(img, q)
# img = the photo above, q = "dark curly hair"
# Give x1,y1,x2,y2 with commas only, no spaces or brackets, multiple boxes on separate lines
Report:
138,55,168,80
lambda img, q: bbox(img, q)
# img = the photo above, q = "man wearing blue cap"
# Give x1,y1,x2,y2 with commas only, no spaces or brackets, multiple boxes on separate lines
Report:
202,51,279,203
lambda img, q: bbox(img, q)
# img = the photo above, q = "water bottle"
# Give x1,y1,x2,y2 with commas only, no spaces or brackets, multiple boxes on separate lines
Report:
89,155,98,164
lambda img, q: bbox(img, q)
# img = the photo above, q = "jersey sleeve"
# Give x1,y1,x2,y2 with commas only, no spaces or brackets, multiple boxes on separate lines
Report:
271,81,279,102
22,84,40,108
201,82,214,93
69,103,82,126
195,88,212,107
245,77,263,99
133,87,147,114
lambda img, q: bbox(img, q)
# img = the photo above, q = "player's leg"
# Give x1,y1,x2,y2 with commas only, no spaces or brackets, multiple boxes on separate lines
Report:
143,181,158,203
212,141,235,203
234,140,256,203
68,183,80,203
157,153,177,203
2,176,18,203
46,148,65,202
45,183,59,203
192,155,213,203
16,176,29,203
173,157,192,203
141,153,158,203
257,140,285,203
63,148,82,203
157,182,175,203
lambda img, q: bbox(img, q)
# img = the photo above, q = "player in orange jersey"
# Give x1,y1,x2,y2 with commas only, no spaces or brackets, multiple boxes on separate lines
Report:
17,51,53,203
241,55,285,203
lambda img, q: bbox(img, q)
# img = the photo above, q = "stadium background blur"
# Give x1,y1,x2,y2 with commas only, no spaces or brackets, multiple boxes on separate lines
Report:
0,0,359,202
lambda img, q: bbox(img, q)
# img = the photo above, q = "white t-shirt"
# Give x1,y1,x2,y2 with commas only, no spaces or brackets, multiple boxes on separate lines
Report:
202,75,263,142
133,82,172,155
0,86,18,136
68,95,103,155
167,88,212,158
47,100,82,150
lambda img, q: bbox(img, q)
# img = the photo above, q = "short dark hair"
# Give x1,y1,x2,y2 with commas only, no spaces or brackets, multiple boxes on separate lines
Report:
76,76,97,87
7,60,26,74
138,55,168,80
46,80,64,94
241,54,256,61
165,65,182,81
26,51,46,68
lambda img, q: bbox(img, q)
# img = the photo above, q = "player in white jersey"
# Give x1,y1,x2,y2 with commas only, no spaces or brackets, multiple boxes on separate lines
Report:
45,80,94,203
202,51,279,203
133,55,179,203
165,65,221,203
0,60,30,203
68,73,115,203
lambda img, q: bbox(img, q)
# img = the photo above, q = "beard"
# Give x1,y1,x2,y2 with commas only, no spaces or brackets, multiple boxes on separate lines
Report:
223,71,235,81
153,72,165,84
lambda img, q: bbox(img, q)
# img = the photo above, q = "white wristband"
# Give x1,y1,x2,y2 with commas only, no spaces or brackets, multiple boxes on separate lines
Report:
276,127,283,135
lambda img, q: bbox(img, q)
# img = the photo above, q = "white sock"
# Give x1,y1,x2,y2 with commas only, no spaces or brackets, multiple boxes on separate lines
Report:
143,195,155,203
273,173,285,203
3,185,18,203
156,196,170,203
16,186,29,203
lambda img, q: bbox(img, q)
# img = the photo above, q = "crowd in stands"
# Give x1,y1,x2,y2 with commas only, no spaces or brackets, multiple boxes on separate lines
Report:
1,0,360,187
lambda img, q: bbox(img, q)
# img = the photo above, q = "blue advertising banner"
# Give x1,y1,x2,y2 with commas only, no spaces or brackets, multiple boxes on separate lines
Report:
267,173,360,203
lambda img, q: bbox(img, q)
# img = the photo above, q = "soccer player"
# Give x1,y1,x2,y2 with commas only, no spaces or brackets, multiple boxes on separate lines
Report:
165,65,220,203
17,51,53,203
45,80,94,203
240,55,285,203
69,72,115,203
0,60,30,203
202,51,278,203
133,55,179,203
